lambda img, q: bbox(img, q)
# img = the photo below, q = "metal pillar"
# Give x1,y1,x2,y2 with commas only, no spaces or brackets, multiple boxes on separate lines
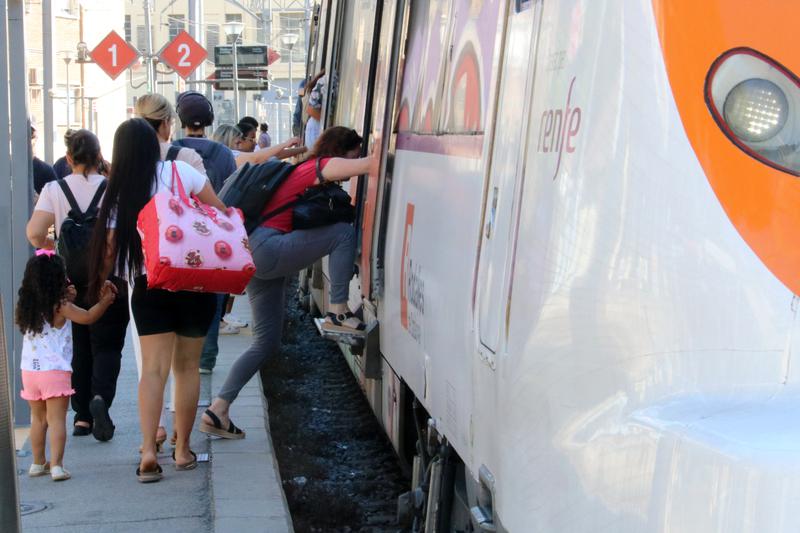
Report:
42,0,55,163
188,0,204,84
64,58,71,128
8,0,32,426
232,38,240,120
144,0,156,92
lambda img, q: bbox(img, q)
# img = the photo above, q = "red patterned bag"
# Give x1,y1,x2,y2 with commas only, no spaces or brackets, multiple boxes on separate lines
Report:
137,162,256,293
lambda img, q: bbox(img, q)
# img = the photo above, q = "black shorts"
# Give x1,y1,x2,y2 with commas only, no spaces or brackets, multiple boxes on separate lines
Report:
131,276,217,338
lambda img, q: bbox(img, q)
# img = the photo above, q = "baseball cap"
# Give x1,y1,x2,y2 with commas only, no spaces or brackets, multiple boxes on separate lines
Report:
176,91,214,128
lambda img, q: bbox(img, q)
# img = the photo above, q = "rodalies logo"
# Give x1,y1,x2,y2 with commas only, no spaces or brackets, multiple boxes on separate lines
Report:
400,203,424,344
538,76,582,180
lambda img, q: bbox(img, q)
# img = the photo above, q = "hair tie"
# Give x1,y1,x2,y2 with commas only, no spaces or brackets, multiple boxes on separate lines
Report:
35,249,56,257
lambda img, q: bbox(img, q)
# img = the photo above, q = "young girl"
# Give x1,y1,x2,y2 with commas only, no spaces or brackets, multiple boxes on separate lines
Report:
15,252,116,481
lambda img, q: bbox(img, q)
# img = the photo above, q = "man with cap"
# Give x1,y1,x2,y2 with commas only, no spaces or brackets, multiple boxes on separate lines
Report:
172,91,237,193
172,91,237,374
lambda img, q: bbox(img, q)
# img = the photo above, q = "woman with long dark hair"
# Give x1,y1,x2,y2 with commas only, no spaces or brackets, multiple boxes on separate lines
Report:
200,126,377,439
27,129,129,442
88,118,226,482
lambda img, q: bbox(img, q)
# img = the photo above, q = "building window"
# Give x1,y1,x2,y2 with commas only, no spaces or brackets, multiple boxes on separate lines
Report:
279,12,305,63
55,0,78,17
168,14,186,41
224,13,243,45
125,15,132,42
206,24,220,52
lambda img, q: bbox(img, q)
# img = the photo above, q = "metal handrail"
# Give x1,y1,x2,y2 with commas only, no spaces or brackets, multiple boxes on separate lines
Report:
0,295,21,531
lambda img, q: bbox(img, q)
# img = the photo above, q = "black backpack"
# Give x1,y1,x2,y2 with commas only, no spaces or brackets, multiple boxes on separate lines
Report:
171,139,226,192
55,179,107,287
218,160,297,234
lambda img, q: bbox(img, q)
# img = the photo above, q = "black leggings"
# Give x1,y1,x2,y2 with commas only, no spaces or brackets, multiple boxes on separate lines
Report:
71,279,130,425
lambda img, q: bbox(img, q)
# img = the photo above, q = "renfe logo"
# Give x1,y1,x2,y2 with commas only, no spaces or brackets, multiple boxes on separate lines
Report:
538,76,582,180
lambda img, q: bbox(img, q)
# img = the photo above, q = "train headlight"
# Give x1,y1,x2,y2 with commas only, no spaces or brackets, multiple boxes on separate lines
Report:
706,48,800,175
723,79,788,142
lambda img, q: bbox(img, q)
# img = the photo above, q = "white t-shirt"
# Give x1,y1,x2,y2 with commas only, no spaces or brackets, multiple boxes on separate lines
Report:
160,141,207,176
108,160,209,229
21,320,73,372
34,173,107,233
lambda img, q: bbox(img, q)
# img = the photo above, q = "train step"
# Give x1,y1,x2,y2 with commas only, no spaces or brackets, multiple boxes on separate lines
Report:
313,317,367,347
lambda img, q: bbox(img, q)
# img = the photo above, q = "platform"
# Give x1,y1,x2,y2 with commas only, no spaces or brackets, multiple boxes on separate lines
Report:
16,301,292,532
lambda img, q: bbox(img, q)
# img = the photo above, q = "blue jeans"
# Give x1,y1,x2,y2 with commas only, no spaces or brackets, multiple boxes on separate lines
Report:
216,223,356,403
200,294,225,370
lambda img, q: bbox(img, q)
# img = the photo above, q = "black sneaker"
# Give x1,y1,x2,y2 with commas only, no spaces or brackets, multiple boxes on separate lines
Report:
89,395,115,442
321,312,367,335
72,424,92,437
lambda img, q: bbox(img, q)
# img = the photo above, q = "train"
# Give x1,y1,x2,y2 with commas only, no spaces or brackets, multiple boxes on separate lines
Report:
298,1,800,531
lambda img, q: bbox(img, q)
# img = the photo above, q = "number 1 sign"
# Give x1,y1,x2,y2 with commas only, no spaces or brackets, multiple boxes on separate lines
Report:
90,31,140,80
160,31,207,79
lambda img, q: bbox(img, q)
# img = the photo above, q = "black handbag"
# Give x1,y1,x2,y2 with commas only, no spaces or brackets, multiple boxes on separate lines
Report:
261,158,355,230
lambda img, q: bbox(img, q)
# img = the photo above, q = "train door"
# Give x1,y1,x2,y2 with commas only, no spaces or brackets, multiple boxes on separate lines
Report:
475,1,543,361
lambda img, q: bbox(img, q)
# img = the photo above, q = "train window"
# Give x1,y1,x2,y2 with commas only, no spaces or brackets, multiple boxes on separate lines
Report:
516,0,533,12
706,47,800,176
396,0,452,134
440,0,503,134
332,1,378,129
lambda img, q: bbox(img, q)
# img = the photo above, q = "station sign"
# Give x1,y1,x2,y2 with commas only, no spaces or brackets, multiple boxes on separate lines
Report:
90,31,140,80
159,30,207,79
214,45,280,67
212,68,270,91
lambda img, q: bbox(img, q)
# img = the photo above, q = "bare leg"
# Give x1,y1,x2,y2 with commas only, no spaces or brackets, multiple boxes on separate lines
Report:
45,397,69,467
138,333,174,472
28,400,48,465
171,335,204,466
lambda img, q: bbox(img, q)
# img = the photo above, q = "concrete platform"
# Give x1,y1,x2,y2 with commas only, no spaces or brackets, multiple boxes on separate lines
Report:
16,301,292,532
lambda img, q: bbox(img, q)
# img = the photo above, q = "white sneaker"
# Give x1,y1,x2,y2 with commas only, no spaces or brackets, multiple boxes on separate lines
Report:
50,465,71,481
219,322,240,335
222,315,249,328
28,462,50,477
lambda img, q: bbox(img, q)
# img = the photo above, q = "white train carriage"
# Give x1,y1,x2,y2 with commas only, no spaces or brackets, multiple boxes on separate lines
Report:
302,0,800,531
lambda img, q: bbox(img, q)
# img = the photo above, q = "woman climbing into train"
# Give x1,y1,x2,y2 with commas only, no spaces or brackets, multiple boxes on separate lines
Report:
87,118,226,482
200,126,378,439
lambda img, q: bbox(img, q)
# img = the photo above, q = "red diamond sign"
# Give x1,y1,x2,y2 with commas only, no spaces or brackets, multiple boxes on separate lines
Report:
160,30,208,79
90,30,139,80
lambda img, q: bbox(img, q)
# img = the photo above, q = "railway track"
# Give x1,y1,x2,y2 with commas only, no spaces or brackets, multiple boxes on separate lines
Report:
260,282,409,532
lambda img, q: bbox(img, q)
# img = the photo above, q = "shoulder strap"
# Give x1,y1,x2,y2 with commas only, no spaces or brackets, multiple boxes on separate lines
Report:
315,158,326,184
87,180,107,214
206,140,222,159
165,145,181,161
56,179,81,214
255,194,304,227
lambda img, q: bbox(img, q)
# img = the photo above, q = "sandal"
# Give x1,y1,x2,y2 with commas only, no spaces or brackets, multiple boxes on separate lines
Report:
139,427,168,454
321,312,367,335
199,409,245,440
136,463,163,483
172,449,198,471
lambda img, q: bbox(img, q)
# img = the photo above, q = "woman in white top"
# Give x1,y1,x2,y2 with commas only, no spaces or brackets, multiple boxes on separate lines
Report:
135,93,207,175
86,118,226,482
26,129,131,443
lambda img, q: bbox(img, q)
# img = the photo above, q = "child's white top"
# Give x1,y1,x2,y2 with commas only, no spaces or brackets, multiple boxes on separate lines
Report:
20,320,73,372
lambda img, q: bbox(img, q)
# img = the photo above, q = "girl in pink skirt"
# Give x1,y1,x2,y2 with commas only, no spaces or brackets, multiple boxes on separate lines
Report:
16,252,116,481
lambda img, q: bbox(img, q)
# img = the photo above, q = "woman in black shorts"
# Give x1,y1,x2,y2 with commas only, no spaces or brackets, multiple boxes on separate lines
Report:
88,119,226,482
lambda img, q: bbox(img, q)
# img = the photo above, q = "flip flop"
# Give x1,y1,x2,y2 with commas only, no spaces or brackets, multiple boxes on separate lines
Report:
199,409,245,440
136,463,163,483
172,449,198,471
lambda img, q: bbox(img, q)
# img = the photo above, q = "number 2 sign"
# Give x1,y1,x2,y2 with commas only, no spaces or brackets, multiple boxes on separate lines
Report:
160,31,207,79
90,31,140,80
